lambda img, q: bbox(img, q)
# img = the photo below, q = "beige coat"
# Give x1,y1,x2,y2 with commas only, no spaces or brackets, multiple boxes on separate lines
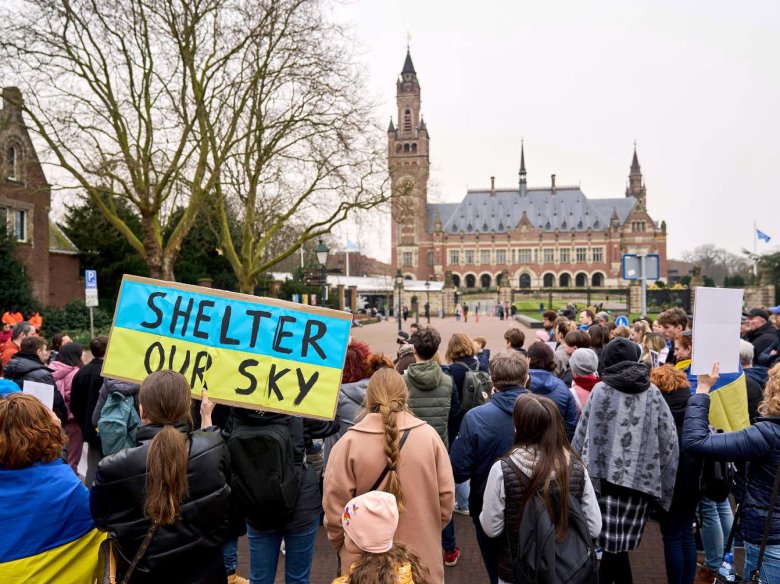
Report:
323,411,455,584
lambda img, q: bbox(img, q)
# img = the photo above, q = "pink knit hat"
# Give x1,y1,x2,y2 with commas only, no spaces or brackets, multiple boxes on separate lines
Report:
341,491,399,553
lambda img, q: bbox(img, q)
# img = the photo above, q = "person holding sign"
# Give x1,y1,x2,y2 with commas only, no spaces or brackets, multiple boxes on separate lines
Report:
90,371,232,583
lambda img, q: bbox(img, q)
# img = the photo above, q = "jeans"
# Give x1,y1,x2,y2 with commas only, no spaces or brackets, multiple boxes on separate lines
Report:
223,538,238,573
247,518,319,584
473,516,500,584
442,519,456,552
699,497,734,570
456,480,470,510
659,510,696,584
744,542,780,582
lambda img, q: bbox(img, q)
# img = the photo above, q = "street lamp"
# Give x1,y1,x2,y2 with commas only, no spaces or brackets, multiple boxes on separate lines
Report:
424,280,431,324
315,239,329,307
395,269,404,332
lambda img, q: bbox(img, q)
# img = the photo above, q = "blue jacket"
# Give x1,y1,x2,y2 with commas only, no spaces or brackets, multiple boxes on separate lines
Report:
528,369,578,440
683,393,780,545
449,387,527,517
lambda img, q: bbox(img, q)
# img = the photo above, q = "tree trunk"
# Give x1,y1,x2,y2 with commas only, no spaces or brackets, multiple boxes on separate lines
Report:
142,215,164,280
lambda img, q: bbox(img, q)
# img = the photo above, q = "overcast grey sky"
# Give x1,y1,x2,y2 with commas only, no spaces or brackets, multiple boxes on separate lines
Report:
335,0,780,263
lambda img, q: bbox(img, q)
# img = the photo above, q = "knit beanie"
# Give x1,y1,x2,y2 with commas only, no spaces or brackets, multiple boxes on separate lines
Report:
602,337,641,369
570,348,599,376
342,491,399,553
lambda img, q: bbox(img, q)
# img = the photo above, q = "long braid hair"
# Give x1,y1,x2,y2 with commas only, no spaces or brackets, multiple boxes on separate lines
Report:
364,368,409,511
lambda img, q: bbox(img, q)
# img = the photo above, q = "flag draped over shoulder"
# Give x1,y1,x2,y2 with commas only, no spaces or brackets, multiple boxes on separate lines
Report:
0,460,104,583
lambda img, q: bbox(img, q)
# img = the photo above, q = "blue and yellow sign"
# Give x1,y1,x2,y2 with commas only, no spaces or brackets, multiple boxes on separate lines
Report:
102,275,351,420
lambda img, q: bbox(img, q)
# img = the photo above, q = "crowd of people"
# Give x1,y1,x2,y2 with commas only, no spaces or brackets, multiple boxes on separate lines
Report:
1,299,779,584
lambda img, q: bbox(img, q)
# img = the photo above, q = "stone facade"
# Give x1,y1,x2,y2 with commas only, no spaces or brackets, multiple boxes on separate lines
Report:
388,52,668,290
0,87,81,307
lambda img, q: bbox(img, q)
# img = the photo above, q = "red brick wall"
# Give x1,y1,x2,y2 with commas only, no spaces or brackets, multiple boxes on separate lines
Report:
48,253,83,307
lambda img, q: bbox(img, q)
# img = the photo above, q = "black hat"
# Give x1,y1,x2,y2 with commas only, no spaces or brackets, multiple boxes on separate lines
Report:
396,331,410,344
747,308,770,321
602,337,642,370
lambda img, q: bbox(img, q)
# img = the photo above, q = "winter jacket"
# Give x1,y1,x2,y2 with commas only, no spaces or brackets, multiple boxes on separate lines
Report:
476,348,491,372
745,322,779,358
323,412,454,584
449,387,528,517
745,365,769,389
746,374,764,425
405,360,452,444
443,355,487,446
660,388,702,516
91,378,140,426
323,378,369,468
528,369,579,440
49,360,80,422
90,423,231,583
571,374,599,414
683,393,780,545
4,352,67,426
0,341,19,367
229,409,338,531
69,359,105,447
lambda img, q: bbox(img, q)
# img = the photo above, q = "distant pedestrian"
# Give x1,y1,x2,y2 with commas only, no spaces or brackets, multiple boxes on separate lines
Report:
462,304,469,323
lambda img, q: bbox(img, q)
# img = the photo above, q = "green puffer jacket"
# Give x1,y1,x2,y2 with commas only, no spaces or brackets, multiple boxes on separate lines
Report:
404,360,452,444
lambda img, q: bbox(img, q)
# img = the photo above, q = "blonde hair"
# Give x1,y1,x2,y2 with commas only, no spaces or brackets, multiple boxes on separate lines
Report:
445,333,474,363
612,325,631,339
364,368,411,511
632,321,650,343
758,364,780,417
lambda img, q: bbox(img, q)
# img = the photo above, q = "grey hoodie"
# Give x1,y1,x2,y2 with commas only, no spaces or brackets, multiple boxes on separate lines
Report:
91,378,141,426
405,360,452,444
323,378,369,468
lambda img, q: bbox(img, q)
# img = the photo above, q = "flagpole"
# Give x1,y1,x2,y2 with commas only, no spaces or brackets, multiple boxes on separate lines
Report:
753,221,758,281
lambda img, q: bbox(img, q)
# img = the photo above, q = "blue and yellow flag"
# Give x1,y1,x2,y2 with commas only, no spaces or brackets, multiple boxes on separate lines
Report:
682,363,750,432
0,460,105,583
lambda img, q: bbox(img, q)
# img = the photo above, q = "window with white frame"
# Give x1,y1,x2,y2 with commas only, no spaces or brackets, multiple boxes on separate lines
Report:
465,249,475,264
543,248,555,264
449,249,460,265
495,249,506,264
519,249,532,263
576,247,587,263
592,247,604,263
560,248,570,263
402,251,413,267
480,249,491,264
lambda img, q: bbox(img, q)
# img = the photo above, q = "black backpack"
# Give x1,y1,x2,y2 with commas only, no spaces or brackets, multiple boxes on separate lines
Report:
699,428,735,502
503,459,598,584
454,362,492,413
227,421,300,528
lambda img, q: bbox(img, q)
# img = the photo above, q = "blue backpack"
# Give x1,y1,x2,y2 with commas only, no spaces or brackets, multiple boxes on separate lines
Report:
97,392,140,456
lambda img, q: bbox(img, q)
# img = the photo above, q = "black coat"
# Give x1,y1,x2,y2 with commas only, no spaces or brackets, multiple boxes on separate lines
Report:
659,388,702,516
746,322,779,359
90,423,231,583
4,352,67,426
683,394,780,545
69,358,104,447
228,409,338,531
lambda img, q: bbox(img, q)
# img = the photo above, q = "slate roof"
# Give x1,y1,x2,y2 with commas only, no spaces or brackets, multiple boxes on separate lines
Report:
426,188,639,234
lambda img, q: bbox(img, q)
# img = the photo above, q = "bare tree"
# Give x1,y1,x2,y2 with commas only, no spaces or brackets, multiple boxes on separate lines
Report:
209,1,389,294
682,243,753,286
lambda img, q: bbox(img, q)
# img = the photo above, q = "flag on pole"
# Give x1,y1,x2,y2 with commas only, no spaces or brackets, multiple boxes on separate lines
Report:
756,228,772,243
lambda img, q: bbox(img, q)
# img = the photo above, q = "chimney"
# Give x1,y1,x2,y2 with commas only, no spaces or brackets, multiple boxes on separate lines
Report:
490,176,495,195
1,87,24,123
551,174,556,194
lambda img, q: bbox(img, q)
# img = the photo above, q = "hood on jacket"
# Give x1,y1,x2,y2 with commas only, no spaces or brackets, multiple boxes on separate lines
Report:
529,369,564,395
601,361,651,394
405,360,449,391
745,365,769,387
490,387,527,415
0,378,21,395
3,352,51,378
49,359,79,381
340,378,369,407
101,378,140,396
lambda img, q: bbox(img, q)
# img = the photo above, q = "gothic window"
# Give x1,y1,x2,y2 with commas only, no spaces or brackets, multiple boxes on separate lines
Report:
519,273,531,289
449,250,460,265
404,109,412,132
575,273,588,287
480,249,491,264
465,274,476,289
6,144,18,180
411,143,417,153
465,250,475,264
403,143,410,153
559,273,571,287
592,247,604,263
495,249,506,264
592,273,604,287
560,248,570,263
575,247,587,263
542,273,554,288
543,248,554,263
519,249,532,264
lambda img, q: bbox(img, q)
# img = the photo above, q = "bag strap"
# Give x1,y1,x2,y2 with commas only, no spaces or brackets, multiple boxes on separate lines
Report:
369,429,411,492
751,459,780,581
120,521,159,584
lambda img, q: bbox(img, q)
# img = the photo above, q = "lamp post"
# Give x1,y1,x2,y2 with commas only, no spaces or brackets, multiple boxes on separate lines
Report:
315,239,329,307
424,280,431,324
395,269,404,332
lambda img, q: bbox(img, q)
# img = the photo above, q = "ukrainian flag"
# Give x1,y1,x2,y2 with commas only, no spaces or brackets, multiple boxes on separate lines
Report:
678,361,750,432
0,459,105,583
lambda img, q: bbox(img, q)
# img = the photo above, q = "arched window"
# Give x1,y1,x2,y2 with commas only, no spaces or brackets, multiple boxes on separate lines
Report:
411,143,417,153
403,143,410,153
543,273,554,288
519,273,531,289
452,274,461,288
6,145,17,180
465,274,476,289
480,274,491,288
575,272,588,287
591,273,604,287
404,108,412,132
559,273,570,287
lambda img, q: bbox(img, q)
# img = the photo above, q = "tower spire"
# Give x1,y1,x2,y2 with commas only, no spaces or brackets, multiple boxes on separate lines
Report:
626,142,646,207
631,141,641,175
519,140,527,196
402,49,416,75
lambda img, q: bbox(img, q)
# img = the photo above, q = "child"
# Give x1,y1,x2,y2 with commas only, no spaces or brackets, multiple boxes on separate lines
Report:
332,491,431,584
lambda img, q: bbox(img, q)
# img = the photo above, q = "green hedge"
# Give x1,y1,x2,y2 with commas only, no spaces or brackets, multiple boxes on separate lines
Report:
40,300,113,342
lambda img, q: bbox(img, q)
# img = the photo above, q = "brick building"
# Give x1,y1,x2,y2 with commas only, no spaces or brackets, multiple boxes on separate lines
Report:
0,87,82,307
388,51,668,289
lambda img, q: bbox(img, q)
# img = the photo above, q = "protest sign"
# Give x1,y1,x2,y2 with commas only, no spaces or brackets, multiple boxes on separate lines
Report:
23,380,55,411
102,275,351,420
691,287,743,375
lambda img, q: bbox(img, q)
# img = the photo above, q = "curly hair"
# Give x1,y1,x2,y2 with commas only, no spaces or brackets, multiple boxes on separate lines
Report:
758,363,780,417
0,393,66,469
347,542,431,584
650,364,691,393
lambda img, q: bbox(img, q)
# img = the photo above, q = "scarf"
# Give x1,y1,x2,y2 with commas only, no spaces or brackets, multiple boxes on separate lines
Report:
573,375,599,393
571,362,679,510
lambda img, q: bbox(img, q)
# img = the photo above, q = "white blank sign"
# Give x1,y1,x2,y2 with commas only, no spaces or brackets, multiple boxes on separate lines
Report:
691,287,743,375
22,380,55,411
